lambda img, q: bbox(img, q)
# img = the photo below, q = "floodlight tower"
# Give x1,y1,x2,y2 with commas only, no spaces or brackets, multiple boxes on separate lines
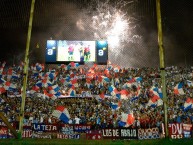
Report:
18,0,35,139
156,0,168,138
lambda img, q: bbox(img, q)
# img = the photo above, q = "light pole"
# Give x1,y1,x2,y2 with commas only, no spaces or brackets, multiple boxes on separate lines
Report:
156,0,169,138
18,0,35,139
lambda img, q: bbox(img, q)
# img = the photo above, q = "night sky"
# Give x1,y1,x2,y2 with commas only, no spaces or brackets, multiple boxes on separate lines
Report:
0,0,192,67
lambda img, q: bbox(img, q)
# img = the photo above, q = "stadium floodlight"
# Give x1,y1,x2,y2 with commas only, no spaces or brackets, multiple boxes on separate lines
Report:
18,0,36,139
156,0,169,138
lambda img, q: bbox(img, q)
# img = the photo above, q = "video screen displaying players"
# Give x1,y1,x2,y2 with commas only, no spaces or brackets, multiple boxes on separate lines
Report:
57,40,96,62
45,40,108,64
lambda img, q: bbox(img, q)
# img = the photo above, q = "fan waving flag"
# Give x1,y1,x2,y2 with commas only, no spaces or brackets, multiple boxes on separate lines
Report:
43,90,57,100
30,85,40,94
122,78,136,89
108,85,120,98
4,81,17,91
184,97,193,111
119,112,135,127
52,106,70,123
147,87,163,107
174,82,185,95
35,63,44,71
96,93,105,101
147,95,163,108
119,89,130,100
68,86,76,96
48,84,60,94
110,101,121,110
70,79,78,87
150,86,163,99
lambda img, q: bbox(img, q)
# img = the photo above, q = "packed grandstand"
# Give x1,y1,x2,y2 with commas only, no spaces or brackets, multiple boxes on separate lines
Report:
0,61,193,139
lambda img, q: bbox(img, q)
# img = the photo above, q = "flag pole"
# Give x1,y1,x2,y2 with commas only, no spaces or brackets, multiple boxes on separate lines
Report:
18,0,35,139
156,0,169,138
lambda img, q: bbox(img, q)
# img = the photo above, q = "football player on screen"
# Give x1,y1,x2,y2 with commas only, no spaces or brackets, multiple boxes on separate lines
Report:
84,45,91,61
78,42,84,62
68,44,74,61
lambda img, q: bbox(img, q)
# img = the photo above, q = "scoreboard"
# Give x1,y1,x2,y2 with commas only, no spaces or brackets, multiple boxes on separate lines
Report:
45,40,108,65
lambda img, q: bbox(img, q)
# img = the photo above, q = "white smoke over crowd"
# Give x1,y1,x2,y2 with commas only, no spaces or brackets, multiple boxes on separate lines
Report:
75,0,142,65
41,0,159,67
1,0,191,67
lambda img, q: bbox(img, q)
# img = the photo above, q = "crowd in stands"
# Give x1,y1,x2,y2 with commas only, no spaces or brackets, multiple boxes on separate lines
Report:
0,61,193,131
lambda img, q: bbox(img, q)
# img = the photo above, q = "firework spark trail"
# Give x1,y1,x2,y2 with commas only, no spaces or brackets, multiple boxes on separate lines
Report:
76,0,141,60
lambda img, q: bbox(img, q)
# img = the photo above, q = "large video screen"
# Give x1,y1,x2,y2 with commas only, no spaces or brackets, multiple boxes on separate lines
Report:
57,40,96,62
45,40,108,64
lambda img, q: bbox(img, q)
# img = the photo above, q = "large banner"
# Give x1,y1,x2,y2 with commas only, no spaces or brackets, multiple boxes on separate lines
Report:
138,128,160,140
73,124,91,132
183,124,192,138
57,133,80,139
32,123,58,132
120,128,138,139
22,129,33,138
168,123,183,139
0,126,32,139
60,124,74,134
0,127,8,139
168,123,192,139
32,123,91,133
1,122,192,139
102,128,120,139
86,130,102,140
58,124,80,139
32,132,52,139
102,128,138,140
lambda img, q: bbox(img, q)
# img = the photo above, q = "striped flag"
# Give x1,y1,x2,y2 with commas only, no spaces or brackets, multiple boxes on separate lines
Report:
43,90,57,100
70,79,78,87
48,84,60,94
119,89,130,100
147,89,163,108
35,63,44,71
95,93,105,101
68,86,76,96
110,101,121,110
119,112,135,127
30,86,40,94
4,81,17,91
184,97,193,111
174,82,185,95
52,106,70,123
108,85,119,98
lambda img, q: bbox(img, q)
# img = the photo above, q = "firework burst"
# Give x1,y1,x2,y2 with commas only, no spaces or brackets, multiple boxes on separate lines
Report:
76,0,141,55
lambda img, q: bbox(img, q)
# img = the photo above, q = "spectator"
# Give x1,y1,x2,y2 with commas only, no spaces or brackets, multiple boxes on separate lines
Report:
0,61,192,131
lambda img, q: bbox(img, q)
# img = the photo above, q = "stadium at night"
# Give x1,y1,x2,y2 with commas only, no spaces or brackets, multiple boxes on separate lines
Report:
0,0,193,144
